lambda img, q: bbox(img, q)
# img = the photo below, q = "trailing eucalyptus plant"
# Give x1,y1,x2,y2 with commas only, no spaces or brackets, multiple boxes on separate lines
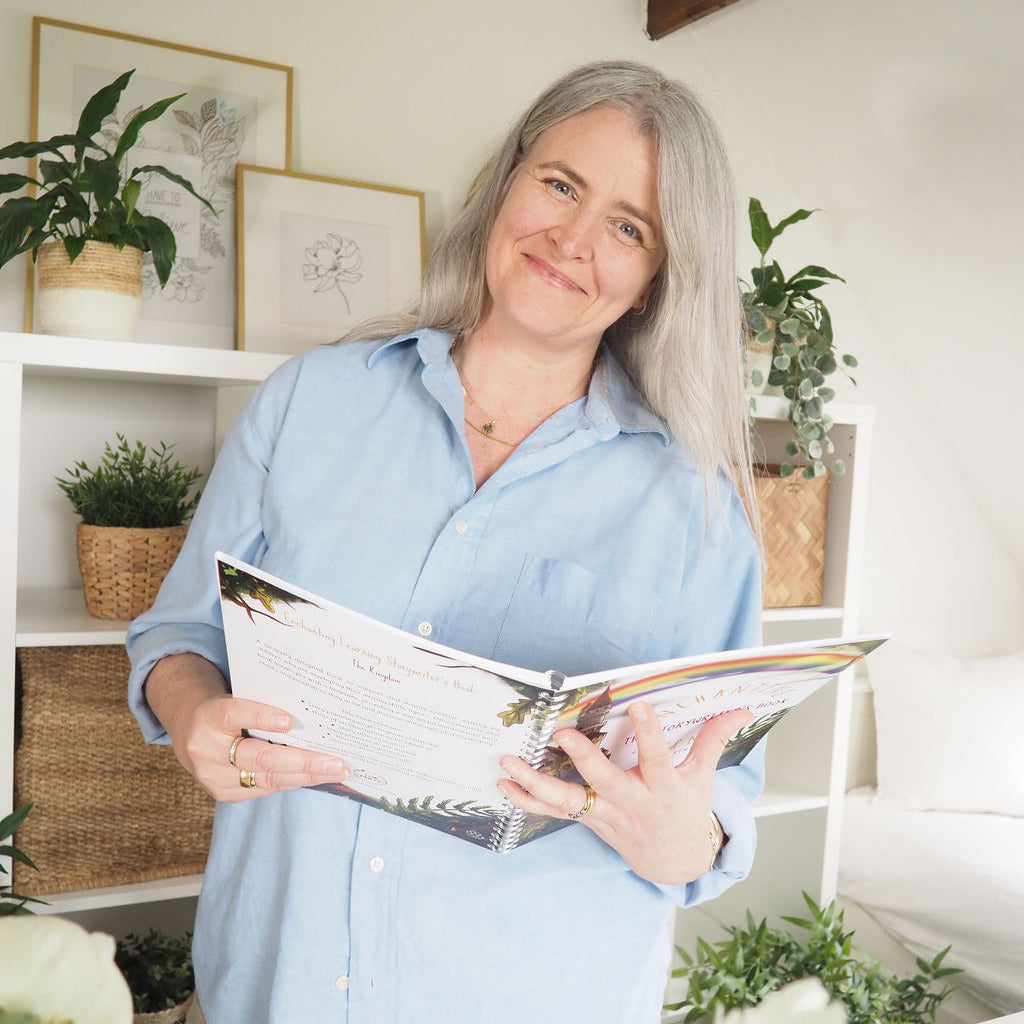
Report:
742,198,857,479
0,68,215,285
666,892,961,1024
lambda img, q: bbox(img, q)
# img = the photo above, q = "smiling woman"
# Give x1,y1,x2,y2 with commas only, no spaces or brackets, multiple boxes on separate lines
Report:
127,60,764,1024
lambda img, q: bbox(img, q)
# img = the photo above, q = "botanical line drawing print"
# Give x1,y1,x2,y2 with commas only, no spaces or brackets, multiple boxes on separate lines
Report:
131,96,244,305
302,233,364,314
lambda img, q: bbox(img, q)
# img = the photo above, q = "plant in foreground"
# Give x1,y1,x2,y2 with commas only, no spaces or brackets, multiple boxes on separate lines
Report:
666,892,961,1024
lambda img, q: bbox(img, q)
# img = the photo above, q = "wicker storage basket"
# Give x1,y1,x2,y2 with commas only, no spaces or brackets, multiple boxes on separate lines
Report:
755,467,829,608
13,645,214,896
76,523,186,620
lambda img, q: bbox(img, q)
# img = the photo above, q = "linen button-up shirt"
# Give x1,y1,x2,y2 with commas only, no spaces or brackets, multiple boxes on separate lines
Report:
127,328,764,1024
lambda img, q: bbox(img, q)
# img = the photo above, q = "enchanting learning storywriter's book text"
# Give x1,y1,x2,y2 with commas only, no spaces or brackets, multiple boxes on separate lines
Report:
217,553,886,852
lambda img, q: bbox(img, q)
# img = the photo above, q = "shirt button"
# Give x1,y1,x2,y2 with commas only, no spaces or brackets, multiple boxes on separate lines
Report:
335,975,350,990
370,856,385,872
455,519,468,535
417,621,432,637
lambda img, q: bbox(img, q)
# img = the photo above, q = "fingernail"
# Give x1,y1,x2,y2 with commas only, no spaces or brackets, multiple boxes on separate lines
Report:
270,715,290,731
630,702,652,722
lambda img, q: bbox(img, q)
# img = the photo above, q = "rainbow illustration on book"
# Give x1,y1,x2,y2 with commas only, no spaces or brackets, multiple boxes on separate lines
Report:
599,644,868,709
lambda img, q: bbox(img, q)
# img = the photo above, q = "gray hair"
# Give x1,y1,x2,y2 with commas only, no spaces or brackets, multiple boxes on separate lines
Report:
344,60,758,528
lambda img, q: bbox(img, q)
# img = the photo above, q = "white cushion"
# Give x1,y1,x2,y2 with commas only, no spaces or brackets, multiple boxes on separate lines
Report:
869,641,1024,816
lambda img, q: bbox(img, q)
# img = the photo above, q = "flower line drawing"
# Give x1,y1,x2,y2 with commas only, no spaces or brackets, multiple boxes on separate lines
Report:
303,233,363,313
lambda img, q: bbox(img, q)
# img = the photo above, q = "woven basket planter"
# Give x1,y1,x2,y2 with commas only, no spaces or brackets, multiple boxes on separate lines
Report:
76,523,187,620
755,467,829,608
13,645,215,896
134,992,196,1024
36,239,143,341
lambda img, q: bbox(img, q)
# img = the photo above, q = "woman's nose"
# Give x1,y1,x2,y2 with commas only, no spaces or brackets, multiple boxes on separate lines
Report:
549,208,598,260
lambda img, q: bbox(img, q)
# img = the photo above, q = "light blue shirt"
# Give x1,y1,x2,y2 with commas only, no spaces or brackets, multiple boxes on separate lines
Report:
127,328,764,1024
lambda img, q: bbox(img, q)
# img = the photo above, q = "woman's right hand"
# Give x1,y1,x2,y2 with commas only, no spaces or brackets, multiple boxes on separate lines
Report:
144,652,350,803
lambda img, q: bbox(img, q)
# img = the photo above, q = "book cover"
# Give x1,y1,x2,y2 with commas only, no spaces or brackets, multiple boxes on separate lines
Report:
217,552,886,852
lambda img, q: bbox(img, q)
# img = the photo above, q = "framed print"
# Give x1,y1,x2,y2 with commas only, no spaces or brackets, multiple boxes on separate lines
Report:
28,17,293,348
236,165,426,355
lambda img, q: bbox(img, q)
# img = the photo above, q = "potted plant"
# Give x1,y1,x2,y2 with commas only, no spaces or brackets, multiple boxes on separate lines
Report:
115,929,195,1024
741,198,857,479
664,892,961,1024
56,434,203,620
0,68,215,340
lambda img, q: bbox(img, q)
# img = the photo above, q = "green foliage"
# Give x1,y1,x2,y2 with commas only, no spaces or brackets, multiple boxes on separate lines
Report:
0,803,46,916
666,892,961,1024
741,198,857,479
56,433,203,528
0,1012,71,1024
115,929,194,1013
0,69,215,285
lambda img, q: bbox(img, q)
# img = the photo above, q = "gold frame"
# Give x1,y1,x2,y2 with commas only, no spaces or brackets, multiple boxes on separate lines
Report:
27,17,293,346
236,164,426,355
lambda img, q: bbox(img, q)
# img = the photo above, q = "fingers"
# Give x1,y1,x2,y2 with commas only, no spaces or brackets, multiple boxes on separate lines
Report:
187,696,349,803
681,707,754,774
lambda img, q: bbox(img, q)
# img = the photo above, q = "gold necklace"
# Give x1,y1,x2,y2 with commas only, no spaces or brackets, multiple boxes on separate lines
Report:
451,337,593,448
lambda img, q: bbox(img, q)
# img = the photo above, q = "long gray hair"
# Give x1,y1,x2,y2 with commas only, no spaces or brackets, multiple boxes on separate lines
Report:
343,60,758,528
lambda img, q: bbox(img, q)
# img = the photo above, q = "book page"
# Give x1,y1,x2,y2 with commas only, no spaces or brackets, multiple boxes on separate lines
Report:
218,554,559,847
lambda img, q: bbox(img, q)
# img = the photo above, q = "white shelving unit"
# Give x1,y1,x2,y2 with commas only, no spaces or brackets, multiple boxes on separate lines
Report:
0,331,286,918
670,394,874,977
0,332,873,942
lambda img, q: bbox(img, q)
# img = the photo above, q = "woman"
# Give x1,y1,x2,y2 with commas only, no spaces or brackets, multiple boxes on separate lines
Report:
128,60,763,1024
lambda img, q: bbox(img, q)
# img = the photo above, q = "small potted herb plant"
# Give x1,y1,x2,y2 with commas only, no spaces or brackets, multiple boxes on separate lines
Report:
0,69,216,340
116,929,195,1024
56,433,203,620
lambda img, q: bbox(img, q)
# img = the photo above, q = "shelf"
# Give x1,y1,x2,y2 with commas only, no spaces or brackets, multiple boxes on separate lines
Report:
32,874,203,915
0,331,287,387
763,605,844,623
755,786,829,817
16,588,129,646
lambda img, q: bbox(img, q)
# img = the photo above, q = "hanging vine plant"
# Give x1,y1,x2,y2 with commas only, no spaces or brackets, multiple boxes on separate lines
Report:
741,198,858,479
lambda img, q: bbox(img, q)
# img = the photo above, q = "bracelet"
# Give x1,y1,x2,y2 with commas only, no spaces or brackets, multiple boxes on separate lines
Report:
707,812,724,872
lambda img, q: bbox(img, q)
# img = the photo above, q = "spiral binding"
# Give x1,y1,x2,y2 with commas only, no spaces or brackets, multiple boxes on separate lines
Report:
489,672,570,853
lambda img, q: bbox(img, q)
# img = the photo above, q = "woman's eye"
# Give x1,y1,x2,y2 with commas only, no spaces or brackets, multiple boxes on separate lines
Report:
545,178,574,198
615,221,643,245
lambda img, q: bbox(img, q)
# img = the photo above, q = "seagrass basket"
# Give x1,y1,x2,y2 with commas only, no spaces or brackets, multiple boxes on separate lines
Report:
76,523,186,620
13,645,214,896
754,467,829,607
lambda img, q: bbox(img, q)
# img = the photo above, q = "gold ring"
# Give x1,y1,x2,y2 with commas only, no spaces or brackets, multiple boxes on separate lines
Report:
228,734,245,766
239,769,257,789
568,784,596,820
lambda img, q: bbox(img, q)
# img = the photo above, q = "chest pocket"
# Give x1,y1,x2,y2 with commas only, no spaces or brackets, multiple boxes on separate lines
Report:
491,556,667,675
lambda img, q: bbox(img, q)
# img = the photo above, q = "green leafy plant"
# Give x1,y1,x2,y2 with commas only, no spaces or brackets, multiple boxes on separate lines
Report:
741,197,857,479
0,803,46,916
0,69,215,285
666,892,961,1024
56,433,203,528
115,929,194,1013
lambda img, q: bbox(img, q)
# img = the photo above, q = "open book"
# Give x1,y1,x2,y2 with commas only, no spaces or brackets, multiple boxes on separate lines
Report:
217,553,886,852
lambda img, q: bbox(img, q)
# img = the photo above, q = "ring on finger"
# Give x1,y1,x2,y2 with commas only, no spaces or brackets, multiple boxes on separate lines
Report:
568,783,596,820
228,733,246,767
239,768,258,789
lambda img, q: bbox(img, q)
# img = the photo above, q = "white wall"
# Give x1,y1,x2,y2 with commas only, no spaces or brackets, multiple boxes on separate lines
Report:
1,0,1021,656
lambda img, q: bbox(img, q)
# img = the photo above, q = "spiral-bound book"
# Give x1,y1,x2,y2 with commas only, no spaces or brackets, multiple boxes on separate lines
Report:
217,552,885,852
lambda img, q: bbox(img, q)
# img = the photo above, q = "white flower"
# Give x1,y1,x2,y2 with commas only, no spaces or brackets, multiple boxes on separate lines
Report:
0,916,133,1024
720,979,847,1024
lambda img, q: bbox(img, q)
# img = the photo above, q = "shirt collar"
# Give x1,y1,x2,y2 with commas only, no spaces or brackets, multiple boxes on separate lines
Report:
366,328,671,445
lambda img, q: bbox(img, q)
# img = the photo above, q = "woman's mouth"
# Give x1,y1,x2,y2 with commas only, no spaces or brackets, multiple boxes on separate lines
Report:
524,254,585,294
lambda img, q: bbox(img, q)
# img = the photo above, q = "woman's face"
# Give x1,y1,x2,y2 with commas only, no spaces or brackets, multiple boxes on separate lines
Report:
482,105,665,356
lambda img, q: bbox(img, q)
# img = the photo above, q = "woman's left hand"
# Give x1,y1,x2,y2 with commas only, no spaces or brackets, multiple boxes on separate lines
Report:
497,702,754,885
